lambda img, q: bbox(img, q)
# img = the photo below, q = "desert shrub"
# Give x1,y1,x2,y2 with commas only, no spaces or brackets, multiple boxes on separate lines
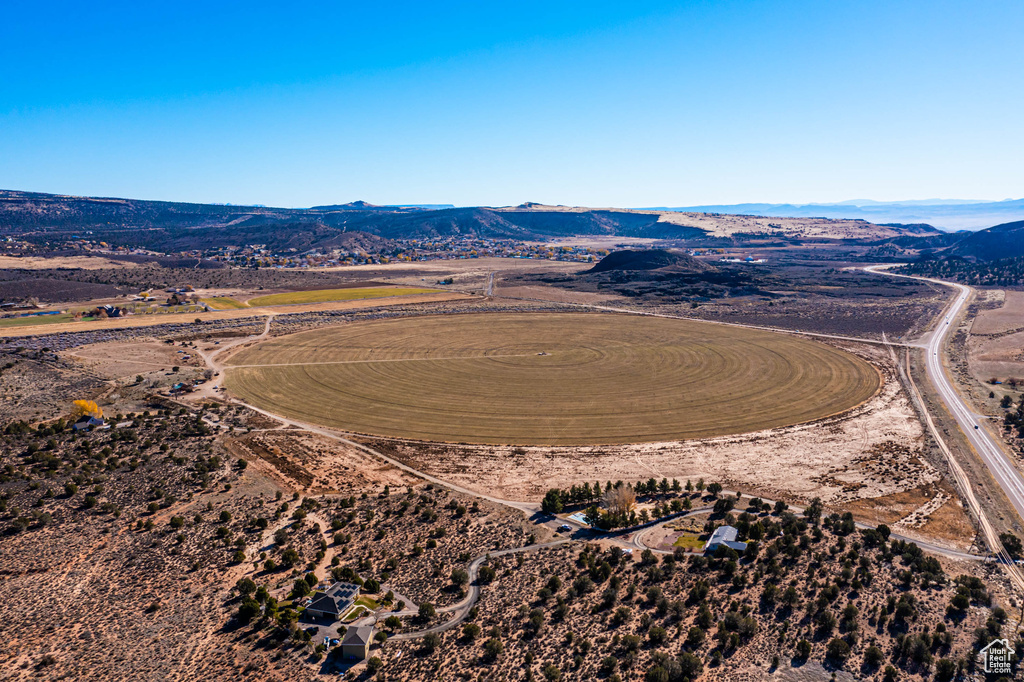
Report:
483,637,503,662
825,638,850,664
420,632,441,655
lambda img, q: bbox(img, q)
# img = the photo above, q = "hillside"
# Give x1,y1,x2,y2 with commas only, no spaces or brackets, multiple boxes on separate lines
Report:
586,249,713,274
0,190,937,252
945,219,1024,261
894,220,1024,285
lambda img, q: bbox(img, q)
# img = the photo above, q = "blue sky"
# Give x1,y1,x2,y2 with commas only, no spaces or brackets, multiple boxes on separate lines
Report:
1,1,1022,207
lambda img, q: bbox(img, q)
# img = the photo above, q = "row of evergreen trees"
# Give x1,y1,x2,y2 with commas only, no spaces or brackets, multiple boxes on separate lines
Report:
541,477,717,514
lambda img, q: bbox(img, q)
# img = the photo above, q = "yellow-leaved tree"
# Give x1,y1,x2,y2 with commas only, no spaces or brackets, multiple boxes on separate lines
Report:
602,483,636,517
71,400,103,419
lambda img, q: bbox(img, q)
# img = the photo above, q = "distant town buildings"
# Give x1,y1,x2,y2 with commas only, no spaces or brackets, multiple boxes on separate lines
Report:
719,255,766,264
198,238,605,269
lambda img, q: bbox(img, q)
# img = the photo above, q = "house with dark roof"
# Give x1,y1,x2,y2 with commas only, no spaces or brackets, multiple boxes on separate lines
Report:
72,416,105,432
341,625,374,660
703,525,748,554
304,582,359,621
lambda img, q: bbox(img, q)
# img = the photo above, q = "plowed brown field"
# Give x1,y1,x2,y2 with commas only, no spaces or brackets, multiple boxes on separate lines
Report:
224,312,880,445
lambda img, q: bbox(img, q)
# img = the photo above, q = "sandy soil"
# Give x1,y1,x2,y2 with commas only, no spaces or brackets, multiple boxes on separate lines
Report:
968,330,1024,382
223,430,422,495
0,255,140,270
965,290,1024,384
969,290,1021,335
63,340,198,379
843,479,974,549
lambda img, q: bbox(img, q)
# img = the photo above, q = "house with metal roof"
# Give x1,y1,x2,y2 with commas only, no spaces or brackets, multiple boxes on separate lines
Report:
703,525,748,554
304,582,360,621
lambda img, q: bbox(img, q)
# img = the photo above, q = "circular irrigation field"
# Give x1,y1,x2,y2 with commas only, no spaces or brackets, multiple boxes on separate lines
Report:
223,313,881,446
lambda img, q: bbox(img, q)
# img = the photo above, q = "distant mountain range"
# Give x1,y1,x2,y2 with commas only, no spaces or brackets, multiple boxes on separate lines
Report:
0,190,938,252
651,199,1024,231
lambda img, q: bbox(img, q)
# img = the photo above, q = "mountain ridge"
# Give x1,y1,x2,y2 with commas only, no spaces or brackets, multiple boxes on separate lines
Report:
0,189,942,252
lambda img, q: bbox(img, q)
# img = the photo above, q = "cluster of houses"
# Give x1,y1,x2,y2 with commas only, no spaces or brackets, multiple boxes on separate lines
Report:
193,237,604,269
719,255,767,264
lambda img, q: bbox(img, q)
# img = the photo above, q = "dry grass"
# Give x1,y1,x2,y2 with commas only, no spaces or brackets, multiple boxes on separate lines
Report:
245,286,439,306
202,296,248,310
970,290,1024,335
224,312,880,445
0,291,475,337
0,255,139,270
0,312,88,328
63,340,201,379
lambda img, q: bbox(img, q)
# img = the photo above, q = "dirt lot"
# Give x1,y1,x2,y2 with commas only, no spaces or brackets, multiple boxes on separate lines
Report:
968,289,1020,335
63,339,201,379
967,330,1024,384
967,290,1024,387
0,349,107,422
223,430,422,495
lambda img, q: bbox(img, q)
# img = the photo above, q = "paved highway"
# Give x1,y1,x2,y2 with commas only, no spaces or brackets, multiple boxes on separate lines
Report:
870,267,1024,524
